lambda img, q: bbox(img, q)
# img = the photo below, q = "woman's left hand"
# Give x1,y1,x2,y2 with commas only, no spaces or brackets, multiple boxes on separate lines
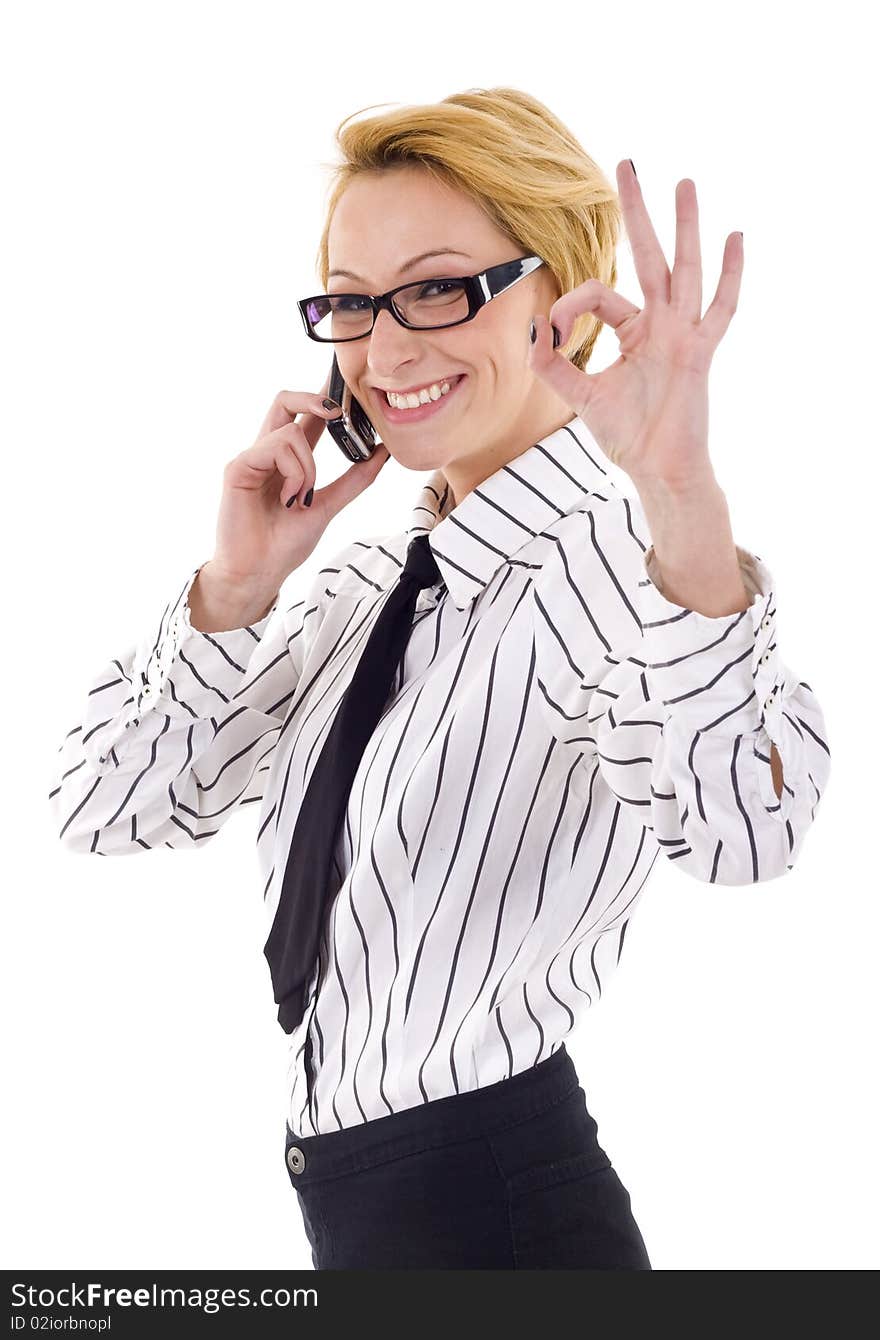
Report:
528,159,743,495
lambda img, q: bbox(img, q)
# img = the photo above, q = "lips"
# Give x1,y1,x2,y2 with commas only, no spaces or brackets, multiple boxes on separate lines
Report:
377,373,465,400
372,372,468,423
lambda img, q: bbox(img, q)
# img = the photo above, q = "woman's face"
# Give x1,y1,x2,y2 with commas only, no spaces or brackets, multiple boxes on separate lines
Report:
326,164,573,490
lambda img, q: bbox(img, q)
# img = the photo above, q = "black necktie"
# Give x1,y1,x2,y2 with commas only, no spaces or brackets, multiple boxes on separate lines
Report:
264,531,442,1035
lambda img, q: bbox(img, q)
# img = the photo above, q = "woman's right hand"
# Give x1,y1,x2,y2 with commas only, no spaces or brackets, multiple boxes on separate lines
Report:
206,373,391,605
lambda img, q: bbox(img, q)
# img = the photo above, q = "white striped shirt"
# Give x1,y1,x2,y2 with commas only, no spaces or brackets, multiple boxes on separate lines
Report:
49,415,831,1136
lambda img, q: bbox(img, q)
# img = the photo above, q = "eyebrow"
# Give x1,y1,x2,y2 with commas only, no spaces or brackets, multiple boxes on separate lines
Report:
327,249,472,284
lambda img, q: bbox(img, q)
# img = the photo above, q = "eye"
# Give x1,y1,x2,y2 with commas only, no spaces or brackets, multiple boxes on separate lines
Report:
416,280,462,298
330,294,372,312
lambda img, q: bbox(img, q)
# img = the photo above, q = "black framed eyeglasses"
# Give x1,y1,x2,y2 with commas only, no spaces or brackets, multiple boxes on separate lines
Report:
297,255,547,343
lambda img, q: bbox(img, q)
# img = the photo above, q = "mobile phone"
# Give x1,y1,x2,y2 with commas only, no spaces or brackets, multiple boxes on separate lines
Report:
325,353,382,463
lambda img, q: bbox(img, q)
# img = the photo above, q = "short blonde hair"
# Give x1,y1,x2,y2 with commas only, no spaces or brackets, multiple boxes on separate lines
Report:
314,87,622,372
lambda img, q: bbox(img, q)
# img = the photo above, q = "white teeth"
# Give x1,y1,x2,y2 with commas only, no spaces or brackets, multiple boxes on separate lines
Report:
385,378,455,409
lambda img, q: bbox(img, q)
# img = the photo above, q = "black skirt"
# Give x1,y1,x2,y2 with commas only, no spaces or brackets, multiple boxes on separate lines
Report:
284,1043,651,1269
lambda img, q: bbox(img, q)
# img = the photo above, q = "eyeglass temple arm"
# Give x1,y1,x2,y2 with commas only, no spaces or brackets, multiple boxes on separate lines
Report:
478,255,546,302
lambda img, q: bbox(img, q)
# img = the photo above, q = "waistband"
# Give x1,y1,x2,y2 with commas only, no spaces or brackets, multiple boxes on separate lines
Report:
284,1043,579,1186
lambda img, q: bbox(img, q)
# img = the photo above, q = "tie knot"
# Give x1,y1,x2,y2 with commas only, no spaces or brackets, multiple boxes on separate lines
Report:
402,533,441,591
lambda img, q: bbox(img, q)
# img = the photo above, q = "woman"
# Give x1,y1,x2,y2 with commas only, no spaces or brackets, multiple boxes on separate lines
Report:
49,87,831,1269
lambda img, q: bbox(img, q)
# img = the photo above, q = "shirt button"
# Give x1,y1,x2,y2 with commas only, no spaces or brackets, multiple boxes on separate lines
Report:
761,616,772,630
287,1145,306,1175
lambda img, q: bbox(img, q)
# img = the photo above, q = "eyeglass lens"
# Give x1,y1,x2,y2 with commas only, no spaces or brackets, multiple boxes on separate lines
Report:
306,278,470,340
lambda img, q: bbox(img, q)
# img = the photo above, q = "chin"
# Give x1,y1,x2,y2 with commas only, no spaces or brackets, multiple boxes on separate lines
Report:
377,439,450,472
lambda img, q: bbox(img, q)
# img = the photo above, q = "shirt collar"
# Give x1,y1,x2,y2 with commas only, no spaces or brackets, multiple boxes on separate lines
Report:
405,414,617,609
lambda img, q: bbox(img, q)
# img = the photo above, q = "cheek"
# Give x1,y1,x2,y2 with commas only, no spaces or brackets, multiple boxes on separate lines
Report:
436,318,526,389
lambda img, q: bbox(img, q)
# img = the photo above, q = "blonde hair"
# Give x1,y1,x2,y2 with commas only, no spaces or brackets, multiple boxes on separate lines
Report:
314,87,622,372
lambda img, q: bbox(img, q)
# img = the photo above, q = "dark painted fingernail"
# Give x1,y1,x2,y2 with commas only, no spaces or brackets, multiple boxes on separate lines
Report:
529,319,536,344
629,158,637,178
322,397,342,415
551,324,562,349
303,487,314,507
285,494,297,508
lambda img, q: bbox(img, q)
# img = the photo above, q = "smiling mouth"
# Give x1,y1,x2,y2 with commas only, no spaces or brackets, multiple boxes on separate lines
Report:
373,375,468,420
377,374,465,404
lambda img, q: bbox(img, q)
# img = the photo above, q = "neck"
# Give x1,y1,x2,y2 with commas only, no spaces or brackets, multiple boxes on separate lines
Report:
442,405,576,507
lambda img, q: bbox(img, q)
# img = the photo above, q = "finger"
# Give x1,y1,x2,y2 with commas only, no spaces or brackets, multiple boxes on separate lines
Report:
232,422,314,495
670,178,702,321
698,231,743,350
545,277,640,350
616,158,671,303
527,312,599,417
311,442,392,519
256,368,337,446
278,424,316,507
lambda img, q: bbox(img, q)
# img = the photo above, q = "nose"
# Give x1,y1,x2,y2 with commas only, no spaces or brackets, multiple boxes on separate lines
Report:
365,306,423,381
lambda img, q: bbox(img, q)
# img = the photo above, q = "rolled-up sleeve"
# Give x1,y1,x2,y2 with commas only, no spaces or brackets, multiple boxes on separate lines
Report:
530,495,831,886
48,563,307,855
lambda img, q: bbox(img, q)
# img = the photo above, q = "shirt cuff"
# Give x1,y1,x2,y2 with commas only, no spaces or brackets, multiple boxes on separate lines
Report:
127,563,280,727
637,543,781,739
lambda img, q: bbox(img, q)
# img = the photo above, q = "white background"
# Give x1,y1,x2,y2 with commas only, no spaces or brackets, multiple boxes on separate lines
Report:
3,0,875,1270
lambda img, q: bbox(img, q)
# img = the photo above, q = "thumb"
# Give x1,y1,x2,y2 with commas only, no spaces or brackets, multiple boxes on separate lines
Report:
317,441,392,518
528,313,595,417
